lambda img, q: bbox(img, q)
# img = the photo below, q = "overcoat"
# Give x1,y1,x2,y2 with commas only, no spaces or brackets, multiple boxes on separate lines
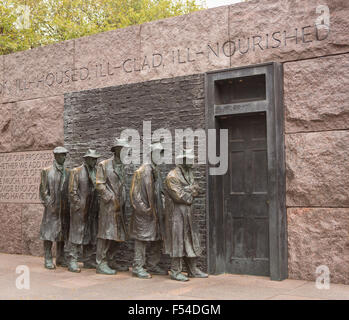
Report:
39,161,70,242
68,164,99,245
163,165,202,258
129,163,164,241
96,158,127,241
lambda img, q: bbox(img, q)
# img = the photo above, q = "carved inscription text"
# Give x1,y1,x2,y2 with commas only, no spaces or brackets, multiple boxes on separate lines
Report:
0,151,53,203
0,24,330,97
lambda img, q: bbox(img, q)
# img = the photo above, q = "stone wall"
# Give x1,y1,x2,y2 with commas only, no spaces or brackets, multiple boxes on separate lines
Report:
0,0,348,283
284,54,349,284
1,0,349,105
64,74,206,270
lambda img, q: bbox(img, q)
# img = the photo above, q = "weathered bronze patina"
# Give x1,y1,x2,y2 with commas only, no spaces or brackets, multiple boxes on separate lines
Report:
95,139,128,275
129,141,168,279
164,148,208,281
39,146,70,269
68,149,101,273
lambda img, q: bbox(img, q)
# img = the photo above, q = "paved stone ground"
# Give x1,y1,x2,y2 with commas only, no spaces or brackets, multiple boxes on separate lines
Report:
0,253,348,300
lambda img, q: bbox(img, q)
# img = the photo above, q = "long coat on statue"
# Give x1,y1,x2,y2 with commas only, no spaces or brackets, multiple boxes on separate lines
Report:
96,158,127,241
68,164,99,245
129,163,164,242
39,161,70,242
163,165,202,258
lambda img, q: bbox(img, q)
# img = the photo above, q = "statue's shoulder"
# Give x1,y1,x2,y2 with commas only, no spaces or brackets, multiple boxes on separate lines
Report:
42,165,53,174
71,165,84,174
136,163,150,174
98,158,111,167
167,167,179,180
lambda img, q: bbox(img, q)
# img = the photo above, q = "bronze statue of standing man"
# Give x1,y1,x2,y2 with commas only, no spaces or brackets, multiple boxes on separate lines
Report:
129,141,168,279
95,139,129,275
164,148,208,281
68,149,101,273
39,146,70,269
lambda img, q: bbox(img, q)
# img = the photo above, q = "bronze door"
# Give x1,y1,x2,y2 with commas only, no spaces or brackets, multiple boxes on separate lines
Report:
219,113,269,276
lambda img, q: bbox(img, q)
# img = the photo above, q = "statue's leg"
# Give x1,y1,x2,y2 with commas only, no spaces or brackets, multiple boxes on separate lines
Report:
107,242,129,271
170,257,188,281
96,239,116,275
56,241,67,267
43,240,55,269
107,240,117,262
132,240,151,279
184,257,208,278
82,244,97,269
147,241,168,275
68,243,81,273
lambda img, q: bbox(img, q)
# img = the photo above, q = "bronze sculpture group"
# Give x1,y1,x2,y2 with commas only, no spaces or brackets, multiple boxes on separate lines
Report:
39,141,207,281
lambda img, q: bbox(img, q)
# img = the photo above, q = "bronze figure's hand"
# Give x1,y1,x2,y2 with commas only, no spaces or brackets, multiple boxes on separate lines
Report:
46,196,54,206
191,183,200,196
103,190,114,203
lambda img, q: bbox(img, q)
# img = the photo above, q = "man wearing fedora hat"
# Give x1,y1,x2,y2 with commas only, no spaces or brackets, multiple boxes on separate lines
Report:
68,149,101,273
95,139,129,275
39,146,70,269
164,148,208,281
129,140,168,279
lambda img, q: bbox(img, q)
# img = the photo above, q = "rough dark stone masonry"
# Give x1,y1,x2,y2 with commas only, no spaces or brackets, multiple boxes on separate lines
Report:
64,74,207,270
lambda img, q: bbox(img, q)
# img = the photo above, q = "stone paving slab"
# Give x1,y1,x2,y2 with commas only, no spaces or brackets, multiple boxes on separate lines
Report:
0,253,348,300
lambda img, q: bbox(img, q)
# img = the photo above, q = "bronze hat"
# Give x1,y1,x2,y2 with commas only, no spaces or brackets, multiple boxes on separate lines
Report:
53,146,69,154
83,149,101,158
150,141,164,152
176,148,195,160
111,138,130,151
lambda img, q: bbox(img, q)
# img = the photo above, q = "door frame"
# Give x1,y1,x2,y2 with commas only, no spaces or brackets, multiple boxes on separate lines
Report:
205,62,287,281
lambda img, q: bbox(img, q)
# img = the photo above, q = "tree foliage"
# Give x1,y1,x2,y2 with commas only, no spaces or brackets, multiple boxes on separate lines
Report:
0,0,205,55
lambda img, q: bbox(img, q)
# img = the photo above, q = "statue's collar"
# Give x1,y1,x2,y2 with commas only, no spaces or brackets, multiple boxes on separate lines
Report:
54,160,64,174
